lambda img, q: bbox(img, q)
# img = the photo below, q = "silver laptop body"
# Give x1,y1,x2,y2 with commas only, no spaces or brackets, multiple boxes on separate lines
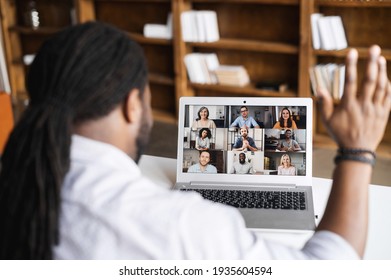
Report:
173,97,316,231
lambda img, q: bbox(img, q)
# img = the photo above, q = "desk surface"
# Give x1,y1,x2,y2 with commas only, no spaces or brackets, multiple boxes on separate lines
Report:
139,155,391,260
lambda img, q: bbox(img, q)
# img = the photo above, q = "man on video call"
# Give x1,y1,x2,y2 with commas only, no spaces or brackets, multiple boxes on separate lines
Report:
230,152,254,174
230,106,260,128
232,127,258,152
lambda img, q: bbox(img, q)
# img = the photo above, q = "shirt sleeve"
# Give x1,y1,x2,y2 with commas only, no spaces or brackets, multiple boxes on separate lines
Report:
249,138,257,148
176,195,360,259
187,165,195,173
195,137,200,149
233,138,241,148
230,118,239,127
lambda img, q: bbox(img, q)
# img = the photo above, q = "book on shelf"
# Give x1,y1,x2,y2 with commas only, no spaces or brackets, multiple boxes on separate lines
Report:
308,66,318,96
143,24,171,39
317,16,335,51
143,13,172,39
181,10,220,42
312,14,348,51
329,16,348,50
309,63,345,99
184,53,220,84
311,13,323,50
201,10,219,42
181,11,197,42
184,53,249,87
214,65,250,87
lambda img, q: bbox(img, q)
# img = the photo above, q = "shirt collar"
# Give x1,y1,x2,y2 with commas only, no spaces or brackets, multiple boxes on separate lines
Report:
71,134,140,174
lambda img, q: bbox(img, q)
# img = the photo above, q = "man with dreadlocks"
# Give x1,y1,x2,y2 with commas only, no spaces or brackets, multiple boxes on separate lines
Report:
0,22,390,259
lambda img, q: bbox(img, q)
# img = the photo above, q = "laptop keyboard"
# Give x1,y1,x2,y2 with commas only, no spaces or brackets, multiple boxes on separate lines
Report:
180,189,306,210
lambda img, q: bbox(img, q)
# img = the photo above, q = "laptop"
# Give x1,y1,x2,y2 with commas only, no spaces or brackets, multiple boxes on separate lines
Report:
173,97,316,231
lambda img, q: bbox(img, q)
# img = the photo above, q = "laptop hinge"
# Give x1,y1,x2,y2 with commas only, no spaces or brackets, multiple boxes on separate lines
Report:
189,181,297,189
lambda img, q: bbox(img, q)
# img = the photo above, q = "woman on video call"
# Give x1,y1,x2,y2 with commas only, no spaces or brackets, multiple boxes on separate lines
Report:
278,153,296,175
195,128,211,151
273,107,298,129
191,106,216,129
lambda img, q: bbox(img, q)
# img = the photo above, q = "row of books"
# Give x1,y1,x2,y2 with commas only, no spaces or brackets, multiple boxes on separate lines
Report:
181,10,220,42
184,53,249,87
311,14,348,50
309,63,346,100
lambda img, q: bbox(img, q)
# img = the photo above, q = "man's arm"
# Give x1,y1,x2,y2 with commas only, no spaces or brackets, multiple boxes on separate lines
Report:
230,117,239,127
232,138,241,150
292,140,301,151
247,138,258,151
316,45,391,257
251,117,260,128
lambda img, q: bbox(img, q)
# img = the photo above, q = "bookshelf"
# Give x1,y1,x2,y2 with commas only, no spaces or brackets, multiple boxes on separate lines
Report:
0,0,75,116
308,0,391,145
76,0,177,121
1,0,390,147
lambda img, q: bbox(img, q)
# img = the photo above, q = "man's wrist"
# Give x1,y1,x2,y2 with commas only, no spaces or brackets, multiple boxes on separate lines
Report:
334,148,376,166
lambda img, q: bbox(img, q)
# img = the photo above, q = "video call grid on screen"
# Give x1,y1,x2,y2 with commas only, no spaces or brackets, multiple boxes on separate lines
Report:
180,103,308,177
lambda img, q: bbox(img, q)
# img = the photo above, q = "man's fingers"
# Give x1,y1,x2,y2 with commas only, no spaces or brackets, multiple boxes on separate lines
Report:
361,45,381,102
384,81,391,112
343,48,358,103
373,56,387,105
317,87,334,122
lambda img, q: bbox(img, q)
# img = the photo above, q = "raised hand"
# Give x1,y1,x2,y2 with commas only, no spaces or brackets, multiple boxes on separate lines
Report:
317,45,391,151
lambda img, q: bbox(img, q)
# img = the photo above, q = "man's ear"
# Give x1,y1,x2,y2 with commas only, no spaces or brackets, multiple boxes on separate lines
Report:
123,88,141,123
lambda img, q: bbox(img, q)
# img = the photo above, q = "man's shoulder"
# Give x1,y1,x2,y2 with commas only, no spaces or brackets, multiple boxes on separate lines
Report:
208,165,217,171
188,164,199,171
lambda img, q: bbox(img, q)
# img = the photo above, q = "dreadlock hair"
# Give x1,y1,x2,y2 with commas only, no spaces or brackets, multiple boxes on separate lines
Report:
0,21,148,259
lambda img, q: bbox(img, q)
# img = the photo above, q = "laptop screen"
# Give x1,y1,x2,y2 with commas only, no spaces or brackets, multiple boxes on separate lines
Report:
177,97,313,185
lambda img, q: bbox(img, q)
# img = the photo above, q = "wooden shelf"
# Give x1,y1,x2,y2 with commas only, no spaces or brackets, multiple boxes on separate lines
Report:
127,32,172,46
95,0,171,2
8,25,64,35
189,38,298,54
316,0,391,8
189,0,299,5
190,83,296,97
314,48,391,60
149,73,175,86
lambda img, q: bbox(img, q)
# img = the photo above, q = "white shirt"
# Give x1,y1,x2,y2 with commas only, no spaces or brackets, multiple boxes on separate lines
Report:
230,161,254,174
54,135,359,260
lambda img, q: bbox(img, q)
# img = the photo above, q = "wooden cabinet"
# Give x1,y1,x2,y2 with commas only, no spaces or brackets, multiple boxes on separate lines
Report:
1,0,390,146
0,0,75,116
